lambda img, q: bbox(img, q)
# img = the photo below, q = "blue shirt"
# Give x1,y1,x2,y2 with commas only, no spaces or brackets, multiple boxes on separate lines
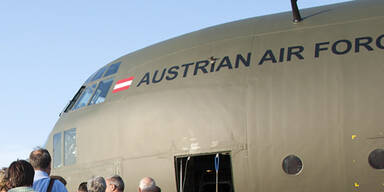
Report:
32,171,67,192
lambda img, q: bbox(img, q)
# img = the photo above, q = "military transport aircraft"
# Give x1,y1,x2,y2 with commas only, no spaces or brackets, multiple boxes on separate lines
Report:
46,0,384,191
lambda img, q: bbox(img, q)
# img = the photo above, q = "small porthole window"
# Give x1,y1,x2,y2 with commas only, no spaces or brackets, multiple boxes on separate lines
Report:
282,155,303,175
368,149,384,169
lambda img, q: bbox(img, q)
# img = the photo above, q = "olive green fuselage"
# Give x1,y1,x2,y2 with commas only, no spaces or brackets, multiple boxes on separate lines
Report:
47,0,384,191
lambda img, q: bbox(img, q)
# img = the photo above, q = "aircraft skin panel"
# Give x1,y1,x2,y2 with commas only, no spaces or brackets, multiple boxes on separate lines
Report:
107,0,383,69
247,16,384,192
46,0,384,191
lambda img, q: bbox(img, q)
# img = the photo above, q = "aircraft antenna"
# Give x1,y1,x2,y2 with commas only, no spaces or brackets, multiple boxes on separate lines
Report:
290,0,302,23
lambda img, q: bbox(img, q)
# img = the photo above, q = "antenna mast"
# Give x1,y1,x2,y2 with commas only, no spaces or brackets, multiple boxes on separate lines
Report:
291,0,302,23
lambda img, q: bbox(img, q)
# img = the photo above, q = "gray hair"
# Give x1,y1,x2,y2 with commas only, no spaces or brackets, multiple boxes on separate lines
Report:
106,175,124,192
88,176,106,192
139,177,156,190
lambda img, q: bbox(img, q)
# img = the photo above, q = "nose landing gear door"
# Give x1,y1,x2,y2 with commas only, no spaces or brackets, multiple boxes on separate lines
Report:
174,152,234,192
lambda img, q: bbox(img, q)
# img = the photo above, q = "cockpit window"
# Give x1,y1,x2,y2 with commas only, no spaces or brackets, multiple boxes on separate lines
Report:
63,61,121,113
84,72,96,84
64,86,85,113
89,78,114,106
72,84,96,111
90,66,108,82
104,62,121,77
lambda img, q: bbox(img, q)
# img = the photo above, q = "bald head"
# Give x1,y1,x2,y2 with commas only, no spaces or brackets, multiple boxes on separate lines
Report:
138,177,156,192
142,186,161,192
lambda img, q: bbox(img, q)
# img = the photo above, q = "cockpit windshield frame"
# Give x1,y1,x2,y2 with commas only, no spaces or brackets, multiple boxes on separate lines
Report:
61,61,122,114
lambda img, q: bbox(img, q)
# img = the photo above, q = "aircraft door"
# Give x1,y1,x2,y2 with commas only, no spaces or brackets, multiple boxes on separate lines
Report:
174,152,234,192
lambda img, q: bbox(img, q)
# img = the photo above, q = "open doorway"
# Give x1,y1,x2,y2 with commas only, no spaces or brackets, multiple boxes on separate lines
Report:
174,152,234,192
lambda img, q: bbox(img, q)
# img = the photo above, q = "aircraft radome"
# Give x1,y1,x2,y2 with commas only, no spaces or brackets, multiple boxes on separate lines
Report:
46,0,384,191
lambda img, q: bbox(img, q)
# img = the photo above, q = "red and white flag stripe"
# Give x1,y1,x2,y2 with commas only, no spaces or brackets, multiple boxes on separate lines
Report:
112,77,134,93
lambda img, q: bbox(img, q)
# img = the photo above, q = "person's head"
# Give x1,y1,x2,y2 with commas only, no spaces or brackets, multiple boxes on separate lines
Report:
50,175,67,186
138,177,156,192
7,160,35,188
105,175,124,192
142,186,161,192
78,182,87,192
29,148,52,175
0,168,9,192
87,176,106,192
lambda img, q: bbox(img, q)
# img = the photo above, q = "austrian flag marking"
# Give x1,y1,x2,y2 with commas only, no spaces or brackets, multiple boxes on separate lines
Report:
113,77,134,93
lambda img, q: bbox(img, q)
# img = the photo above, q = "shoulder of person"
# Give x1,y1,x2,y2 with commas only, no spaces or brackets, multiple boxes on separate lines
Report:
52,179,68,192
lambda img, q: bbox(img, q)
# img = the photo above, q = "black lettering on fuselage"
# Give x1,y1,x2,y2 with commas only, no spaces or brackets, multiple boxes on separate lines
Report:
216,56,233,71
315,41,330,58
135,34,384,88
235,53,251,68
355,36,373,52
166,66,179,80
181,63,194,78
194,60,209,76
152,69,167,83
137,72,150,87
332,39,352,55
287,46,304,61
377,34,384,49
279,48,285,62
259,49,277,65
210,60,216,72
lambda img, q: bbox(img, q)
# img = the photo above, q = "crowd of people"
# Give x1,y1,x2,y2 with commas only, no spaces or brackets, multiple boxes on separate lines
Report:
0,148,161,192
